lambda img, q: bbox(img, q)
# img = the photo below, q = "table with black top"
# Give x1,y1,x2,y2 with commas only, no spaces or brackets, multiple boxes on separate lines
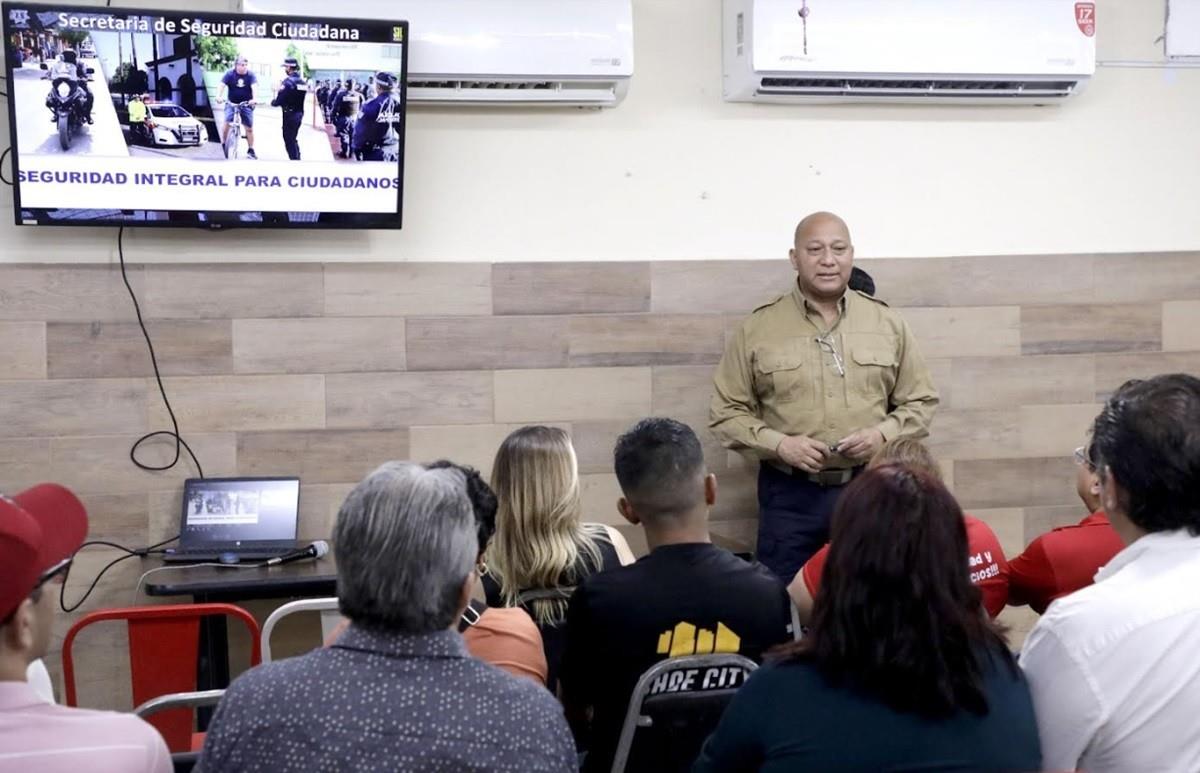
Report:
143,555,337,725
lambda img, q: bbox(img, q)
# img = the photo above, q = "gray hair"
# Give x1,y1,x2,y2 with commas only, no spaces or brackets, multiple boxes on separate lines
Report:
334,461,477,634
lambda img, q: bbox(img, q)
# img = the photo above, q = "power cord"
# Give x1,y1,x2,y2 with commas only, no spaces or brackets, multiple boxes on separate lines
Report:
132,562,264,605
61,534,180,612
116,227,205,478
0,147,11,186
58,228,207,611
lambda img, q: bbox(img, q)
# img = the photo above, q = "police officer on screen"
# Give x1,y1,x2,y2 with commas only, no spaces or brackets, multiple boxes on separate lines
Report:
272,56,308,160
316,79,331,123
352,71,402,162
332,78,363,159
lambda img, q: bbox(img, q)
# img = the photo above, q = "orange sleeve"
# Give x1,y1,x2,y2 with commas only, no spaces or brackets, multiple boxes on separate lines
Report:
464,608,549,686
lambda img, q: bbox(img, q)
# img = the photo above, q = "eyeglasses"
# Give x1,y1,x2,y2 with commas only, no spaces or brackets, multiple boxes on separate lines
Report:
34,557,72,590
815,334,845,377
1072,446,1098,471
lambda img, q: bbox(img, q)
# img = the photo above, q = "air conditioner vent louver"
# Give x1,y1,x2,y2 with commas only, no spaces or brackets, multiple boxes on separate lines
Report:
406,79,621,105
409,80,556,90
758,77,1078,98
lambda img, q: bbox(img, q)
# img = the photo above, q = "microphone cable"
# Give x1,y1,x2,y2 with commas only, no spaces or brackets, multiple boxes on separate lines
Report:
60,534,180,613
129,542,330,603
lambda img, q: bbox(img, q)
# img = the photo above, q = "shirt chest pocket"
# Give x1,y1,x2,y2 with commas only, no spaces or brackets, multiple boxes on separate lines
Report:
754,348,814,405
849,339,898,400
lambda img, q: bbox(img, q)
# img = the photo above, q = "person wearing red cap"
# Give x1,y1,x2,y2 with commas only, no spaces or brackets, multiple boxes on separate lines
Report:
0,484,171,773
788,438,1010,622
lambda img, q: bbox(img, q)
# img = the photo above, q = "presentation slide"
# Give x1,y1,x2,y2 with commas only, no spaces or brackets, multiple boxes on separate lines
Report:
183,479,299,541
3,3,407,227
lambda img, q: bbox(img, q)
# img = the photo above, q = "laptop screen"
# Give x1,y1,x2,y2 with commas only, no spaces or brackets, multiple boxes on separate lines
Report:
180,477,300,546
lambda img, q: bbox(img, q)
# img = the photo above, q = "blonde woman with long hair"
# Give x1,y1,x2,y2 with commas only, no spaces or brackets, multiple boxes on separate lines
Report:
483,425,633,690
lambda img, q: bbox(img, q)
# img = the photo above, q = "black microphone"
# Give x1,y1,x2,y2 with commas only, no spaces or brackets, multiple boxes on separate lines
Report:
266,540,329,567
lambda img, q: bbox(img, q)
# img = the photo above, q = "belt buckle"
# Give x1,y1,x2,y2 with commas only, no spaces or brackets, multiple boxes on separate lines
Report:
812,468,850,486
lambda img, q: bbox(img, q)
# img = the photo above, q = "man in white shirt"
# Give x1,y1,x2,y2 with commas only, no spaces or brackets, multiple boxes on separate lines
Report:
1020,373,1200,773
0,484,171,773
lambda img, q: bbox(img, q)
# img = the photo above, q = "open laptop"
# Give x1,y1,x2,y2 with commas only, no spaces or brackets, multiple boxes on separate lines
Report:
162,477,302,563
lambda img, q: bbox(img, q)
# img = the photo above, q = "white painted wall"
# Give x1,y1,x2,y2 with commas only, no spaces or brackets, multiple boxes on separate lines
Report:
2,0,1198,263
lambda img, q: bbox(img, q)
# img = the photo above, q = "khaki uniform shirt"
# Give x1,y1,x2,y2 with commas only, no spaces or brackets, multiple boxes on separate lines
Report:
709,284,939,469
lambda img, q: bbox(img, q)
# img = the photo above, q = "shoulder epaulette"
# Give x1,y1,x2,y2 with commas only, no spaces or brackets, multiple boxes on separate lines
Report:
751,293,789,314
852,288,889,307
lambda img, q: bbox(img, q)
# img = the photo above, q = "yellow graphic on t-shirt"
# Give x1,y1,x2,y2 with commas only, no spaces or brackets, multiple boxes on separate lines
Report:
656,622,740,656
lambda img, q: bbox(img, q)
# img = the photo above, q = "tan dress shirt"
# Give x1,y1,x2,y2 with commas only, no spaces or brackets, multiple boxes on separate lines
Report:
709,283,939,468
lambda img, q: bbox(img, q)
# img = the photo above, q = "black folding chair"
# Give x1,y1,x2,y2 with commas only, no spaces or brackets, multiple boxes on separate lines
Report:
610,654,757,773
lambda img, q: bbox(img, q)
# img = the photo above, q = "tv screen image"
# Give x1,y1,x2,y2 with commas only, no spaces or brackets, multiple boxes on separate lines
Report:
2,2,407,228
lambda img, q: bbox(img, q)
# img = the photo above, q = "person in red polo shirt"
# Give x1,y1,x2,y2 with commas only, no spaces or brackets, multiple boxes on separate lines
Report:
1007,441,1124,614
788,438,1009,621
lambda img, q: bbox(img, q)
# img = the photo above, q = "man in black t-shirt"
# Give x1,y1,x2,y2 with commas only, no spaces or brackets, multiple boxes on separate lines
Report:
218,55,259,158
560,418,794,773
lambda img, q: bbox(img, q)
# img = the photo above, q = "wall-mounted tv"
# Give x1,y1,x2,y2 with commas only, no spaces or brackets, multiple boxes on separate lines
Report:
2,2,407,228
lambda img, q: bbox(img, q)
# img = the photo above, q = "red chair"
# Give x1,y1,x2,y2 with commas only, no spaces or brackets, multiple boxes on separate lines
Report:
62,603,261,753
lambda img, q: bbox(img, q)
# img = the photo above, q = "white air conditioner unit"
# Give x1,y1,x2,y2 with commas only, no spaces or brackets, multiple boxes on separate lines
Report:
241,0,634,107
723,0,1096,104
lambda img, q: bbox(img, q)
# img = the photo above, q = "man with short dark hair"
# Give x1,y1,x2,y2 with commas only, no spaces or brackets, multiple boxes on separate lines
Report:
1021,374,1200,772
560,418,793,773
196,462,575,772
216,55,258,159
0,484,170,772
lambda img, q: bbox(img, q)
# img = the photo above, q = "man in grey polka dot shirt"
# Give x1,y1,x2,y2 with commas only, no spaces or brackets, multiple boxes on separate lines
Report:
195,462,577,772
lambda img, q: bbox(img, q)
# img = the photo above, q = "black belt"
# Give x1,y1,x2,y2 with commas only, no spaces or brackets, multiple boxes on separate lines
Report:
772,463,860,487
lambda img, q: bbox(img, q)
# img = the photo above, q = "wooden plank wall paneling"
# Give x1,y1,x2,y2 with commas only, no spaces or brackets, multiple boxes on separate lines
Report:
2,251,1198,708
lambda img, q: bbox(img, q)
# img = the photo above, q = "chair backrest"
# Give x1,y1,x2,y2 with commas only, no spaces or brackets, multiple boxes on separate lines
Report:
134,689,225,754
133,689,226,719
62,603,261,753
610,653,758,773
260,596,341,663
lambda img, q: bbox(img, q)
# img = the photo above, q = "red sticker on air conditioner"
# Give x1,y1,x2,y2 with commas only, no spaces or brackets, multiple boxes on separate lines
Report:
1075,2,1096,37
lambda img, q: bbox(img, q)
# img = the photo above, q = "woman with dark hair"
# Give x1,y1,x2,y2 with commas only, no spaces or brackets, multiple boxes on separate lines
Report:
694,465,1041,772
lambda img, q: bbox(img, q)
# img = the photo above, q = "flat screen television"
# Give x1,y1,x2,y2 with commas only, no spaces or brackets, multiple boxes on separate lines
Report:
2,2,407,228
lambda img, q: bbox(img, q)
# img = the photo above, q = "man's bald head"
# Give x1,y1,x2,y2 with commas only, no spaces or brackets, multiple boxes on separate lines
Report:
790,211,854,302
793,211,851,247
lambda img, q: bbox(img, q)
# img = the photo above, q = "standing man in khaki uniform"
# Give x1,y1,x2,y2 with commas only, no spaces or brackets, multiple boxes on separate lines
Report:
709,212,939,580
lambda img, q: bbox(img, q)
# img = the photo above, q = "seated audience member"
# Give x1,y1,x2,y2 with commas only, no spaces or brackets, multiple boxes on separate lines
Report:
484,425,634,691
696,465,1041,773
0,484,171,773
197,462,575,772
324,460,548,684
560,418,793,773
788,437,1009,621
1007,440,1124,614
1021,374,1200,772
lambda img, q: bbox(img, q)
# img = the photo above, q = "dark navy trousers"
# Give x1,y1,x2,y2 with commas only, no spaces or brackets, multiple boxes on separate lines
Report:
756,462,856,582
